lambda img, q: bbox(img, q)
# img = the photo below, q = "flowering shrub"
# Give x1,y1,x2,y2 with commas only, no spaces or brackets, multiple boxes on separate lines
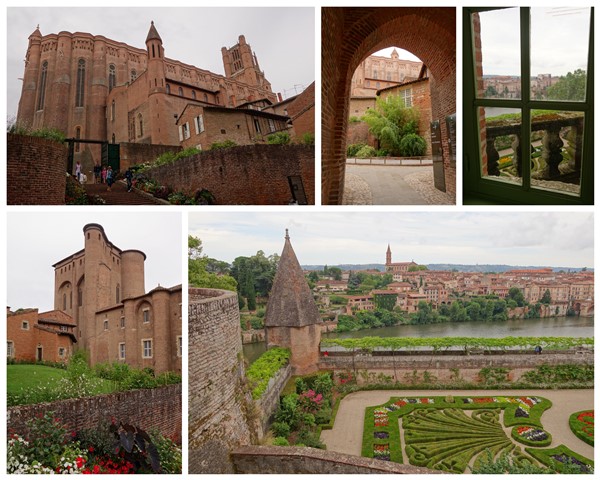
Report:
512,426,551,446
298,389,324,414
569,410,594,446
373,444,391,461
7,413,181,474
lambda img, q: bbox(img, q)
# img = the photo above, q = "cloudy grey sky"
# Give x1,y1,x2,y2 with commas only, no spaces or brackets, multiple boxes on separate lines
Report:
7,213,182,312
480,7,590,76
189,212,593,269
6,7,315,119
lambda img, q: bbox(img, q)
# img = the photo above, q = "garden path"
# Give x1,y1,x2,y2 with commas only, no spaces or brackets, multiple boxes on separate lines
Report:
321,389,593,461
84,181,158,205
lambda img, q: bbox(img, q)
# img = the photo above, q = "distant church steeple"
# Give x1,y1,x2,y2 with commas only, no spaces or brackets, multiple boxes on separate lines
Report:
391,48,399,60
386,244,392,265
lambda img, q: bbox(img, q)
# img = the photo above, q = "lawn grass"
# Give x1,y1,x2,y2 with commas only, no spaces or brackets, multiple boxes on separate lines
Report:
7,364,117,401
7,364,68,394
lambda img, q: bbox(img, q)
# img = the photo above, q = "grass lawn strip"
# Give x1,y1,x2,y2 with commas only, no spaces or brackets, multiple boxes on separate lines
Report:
362,395,555,473
7,364,68,393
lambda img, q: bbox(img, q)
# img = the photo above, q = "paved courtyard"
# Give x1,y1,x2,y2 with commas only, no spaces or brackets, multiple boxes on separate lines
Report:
321,389,594,461
342,165,455,205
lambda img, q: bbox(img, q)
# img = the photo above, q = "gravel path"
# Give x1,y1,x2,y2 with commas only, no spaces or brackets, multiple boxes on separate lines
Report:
321,389,593,463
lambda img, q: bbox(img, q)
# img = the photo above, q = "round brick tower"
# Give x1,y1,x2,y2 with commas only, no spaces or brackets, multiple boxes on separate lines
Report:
121,249,146,300
17,26,43,128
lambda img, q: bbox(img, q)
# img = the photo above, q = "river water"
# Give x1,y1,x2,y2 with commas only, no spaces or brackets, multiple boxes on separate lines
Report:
243,316,593,364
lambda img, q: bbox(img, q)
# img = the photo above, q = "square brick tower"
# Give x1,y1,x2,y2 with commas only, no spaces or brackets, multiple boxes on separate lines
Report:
264,229,321,375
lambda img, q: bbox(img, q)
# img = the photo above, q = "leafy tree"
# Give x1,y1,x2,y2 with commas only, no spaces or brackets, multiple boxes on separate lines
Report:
507,287,525,307
547,69,586,101
362,95,423,156
408,265,428,272
308,271,319,283
230,251,280,307
188,235,237,291
485,85,498,97
540,289,551,305
347,271,361,290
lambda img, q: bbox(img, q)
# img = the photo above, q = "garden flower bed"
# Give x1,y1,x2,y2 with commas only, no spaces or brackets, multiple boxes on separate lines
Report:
569,410,594,446
7,412,181,474
361,395,592,473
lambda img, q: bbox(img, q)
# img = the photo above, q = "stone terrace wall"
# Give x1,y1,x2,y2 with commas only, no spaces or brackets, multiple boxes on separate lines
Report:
256,363,292,438
232,446,440,474
319,352,593,382
119,142,181,171
7,133,67,205
146,144,315,205
188,288,252,474
7,384,181,441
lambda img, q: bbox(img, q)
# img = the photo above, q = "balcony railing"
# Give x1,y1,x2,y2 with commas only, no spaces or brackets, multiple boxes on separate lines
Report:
485,114,583,184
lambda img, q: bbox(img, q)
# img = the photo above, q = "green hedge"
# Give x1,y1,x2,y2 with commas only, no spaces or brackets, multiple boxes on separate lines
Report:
568,410,594,446
246,347,290,399
361,395,552,473
321,335,593,352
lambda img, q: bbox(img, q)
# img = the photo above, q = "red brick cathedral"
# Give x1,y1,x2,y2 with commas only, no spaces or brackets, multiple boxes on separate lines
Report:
17,21,277,169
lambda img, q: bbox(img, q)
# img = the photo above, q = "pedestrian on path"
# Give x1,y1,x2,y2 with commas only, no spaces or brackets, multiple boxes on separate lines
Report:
101,166,107,184
75,161,81,182
125,168,133,192
106,166,114,191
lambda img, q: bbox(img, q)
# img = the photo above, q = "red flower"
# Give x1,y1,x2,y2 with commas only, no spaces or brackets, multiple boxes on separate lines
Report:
93,465,100,474
88,446,95,453
76,457,85,469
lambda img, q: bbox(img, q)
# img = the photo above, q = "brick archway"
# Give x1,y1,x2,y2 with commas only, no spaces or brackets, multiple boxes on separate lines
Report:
322,8,456,204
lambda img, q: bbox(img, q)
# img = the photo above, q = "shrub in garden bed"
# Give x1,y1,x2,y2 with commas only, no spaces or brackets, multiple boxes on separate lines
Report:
246,347,290,399
569,410,594,446
7,412,181,474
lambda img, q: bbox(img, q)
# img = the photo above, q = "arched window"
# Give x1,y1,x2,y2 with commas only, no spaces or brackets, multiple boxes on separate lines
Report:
63,293,67,310
192,90,196,100
112,133,116,144
76,59,85,107
203,93,208,102
152,44,156,58
111,100,115,121
131,69,137,82
37,61,48,110
116,284,120,303
108,64,116,91
138,113,143,137
75,126,81,152
178,87,183,96
166,84,170,94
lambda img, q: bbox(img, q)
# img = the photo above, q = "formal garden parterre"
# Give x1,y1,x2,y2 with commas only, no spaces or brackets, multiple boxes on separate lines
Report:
362,395,593,473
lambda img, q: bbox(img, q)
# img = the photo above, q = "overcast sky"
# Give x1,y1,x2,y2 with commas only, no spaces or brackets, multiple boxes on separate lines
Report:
189,212,593,269
480,7,590,77
6,7,314,119
372,47,421,63
7,213,182,312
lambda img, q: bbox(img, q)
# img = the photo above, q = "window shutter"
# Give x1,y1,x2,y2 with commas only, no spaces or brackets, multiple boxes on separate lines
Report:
178,125,183,142
194,117,199,135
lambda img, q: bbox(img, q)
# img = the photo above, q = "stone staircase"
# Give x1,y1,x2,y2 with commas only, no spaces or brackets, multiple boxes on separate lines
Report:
84,182,161,205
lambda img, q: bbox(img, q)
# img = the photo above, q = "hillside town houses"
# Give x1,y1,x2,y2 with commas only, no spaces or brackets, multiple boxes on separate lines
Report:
309,265,594,318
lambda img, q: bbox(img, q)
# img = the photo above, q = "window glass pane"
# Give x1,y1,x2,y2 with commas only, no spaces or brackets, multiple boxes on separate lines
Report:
479,107,523,185
531,8,590,102
472,8,521,99
531,111,583,196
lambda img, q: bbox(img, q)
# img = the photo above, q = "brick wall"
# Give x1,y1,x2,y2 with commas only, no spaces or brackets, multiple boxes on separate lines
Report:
188,288,253,474
256,364,292,437
7,134,67,205
321,8,456,203
146,144,315,205
287,82,315,138
346,122,376,148
7,384,181,442
119,142,181,171
232,446,439,474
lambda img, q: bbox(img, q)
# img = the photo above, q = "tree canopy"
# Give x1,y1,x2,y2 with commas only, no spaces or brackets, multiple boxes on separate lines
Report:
188,235,237,291
546,69,586,102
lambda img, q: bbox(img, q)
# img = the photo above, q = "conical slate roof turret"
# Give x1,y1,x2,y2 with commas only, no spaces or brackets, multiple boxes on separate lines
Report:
145,21,162,43
264,229,320,328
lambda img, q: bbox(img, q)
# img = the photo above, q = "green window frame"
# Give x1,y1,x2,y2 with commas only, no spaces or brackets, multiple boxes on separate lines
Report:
463,7,594,205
